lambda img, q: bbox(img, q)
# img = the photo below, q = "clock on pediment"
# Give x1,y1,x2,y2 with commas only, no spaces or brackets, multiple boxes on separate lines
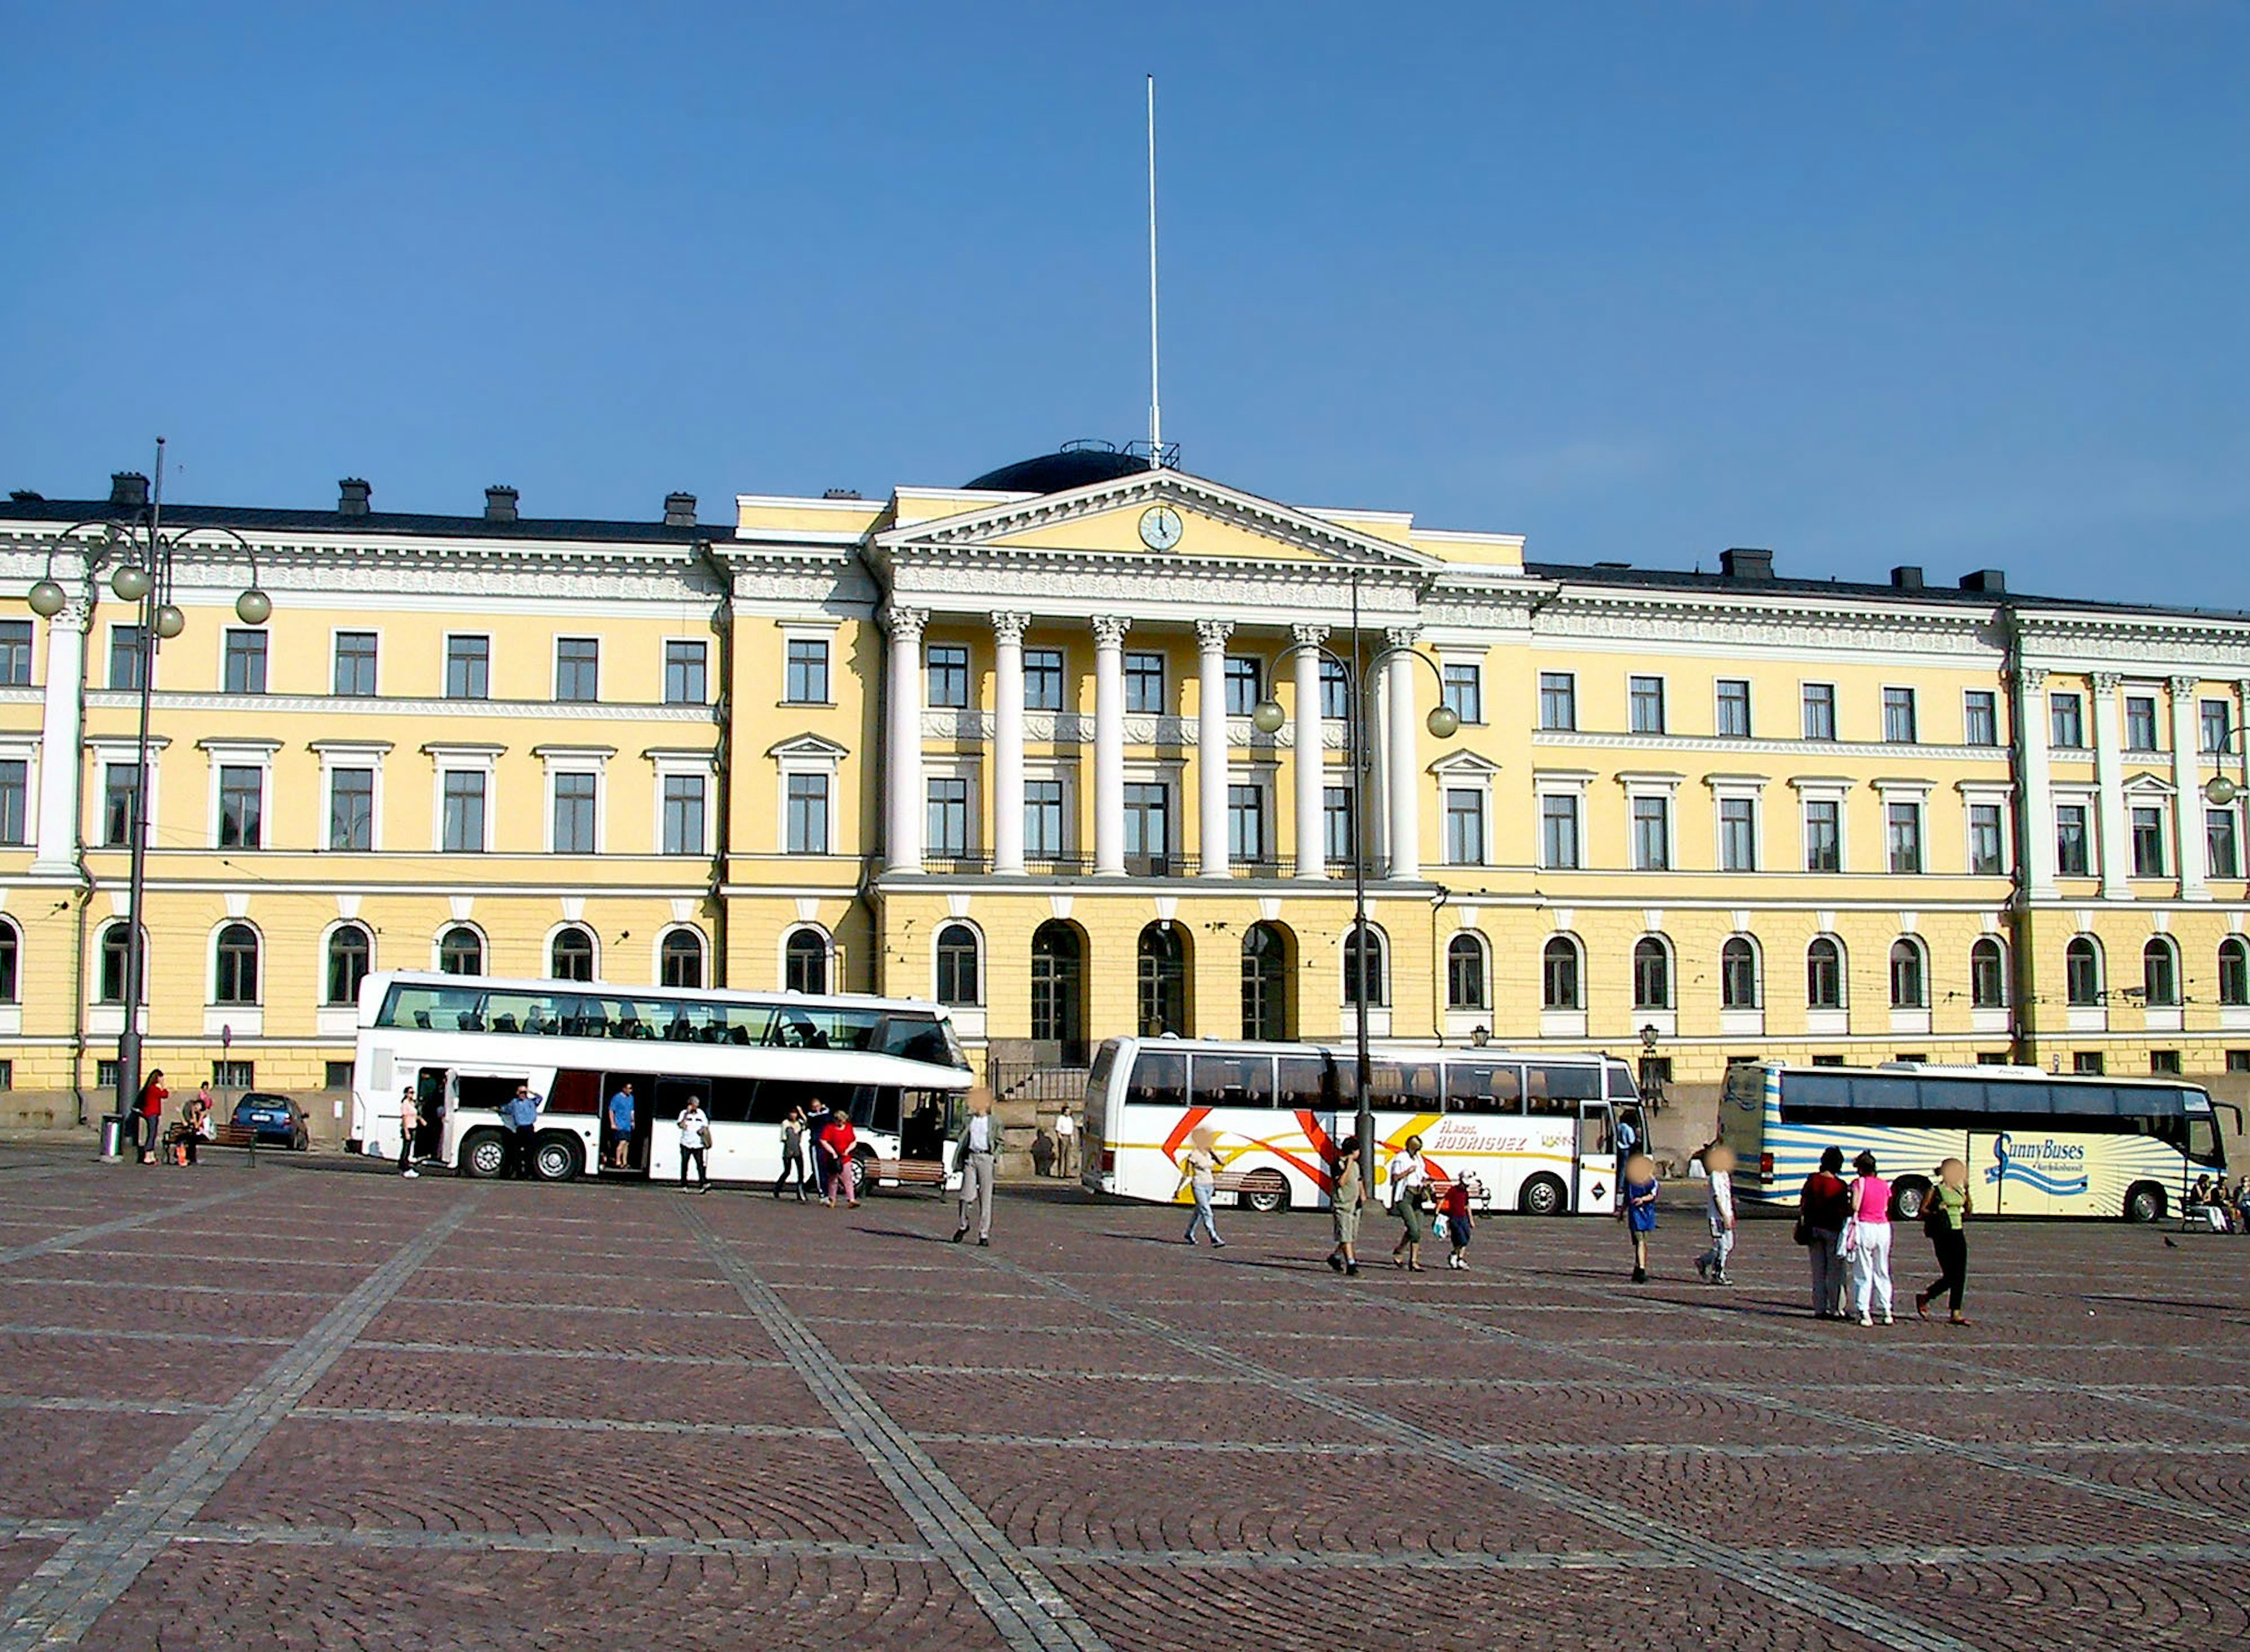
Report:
1138,505,1184,551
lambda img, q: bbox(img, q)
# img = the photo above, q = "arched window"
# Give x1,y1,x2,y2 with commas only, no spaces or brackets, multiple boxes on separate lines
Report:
0,917,19,1005
1719,937,1760,1010
214,923,260,1005
1447,933,1488,1011
1344,924,1388,1009
779,929,821,995
438,926,483,976
550,925,596,982
1806,937,1844,1009
1969,937,2007,1009
2220,937,2250,1007
97,922,145,1005
2143,937,2180,1007
1137,923,1189,1037
1631,936,1671,1011
934,923,980,1006
664,929,710,991
2065,936,2102,1006
1030,920,1086,1051
1240,923,1290,1040
1542,935,1583,1012
1888,938,1927,1009
325,924,371,1006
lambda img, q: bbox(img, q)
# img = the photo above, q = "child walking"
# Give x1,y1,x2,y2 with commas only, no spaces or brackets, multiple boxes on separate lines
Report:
1441,1175,1480,1270
1695,1143,1737,1285
1621,1153,1660,1283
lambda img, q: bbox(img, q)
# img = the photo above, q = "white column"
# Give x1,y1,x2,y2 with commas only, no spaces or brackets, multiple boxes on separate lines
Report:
2016,668,2057,900
2170,675,2208,899
1293,623,1328,880
1384,627,1420,879
31,599,90,876
1195,619,1233,876
883,606,928,874
1091,615,1130,876
2091,671,2130,899
991,613,1029,875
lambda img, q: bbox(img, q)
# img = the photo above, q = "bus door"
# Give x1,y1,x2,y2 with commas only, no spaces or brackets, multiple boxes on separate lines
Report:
654,1076,716,1180
414,1067,448,1162
601,1072,659,1178
1970,1124,2058,1217
1576,1102,1618,1214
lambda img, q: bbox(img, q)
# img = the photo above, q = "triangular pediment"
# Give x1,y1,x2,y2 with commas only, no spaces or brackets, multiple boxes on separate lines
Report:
766,734,850,762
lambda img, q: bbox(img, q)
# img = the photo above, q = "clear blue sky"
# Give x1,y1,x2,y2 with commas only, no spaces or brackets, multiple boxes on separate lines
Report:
5,2,2245,606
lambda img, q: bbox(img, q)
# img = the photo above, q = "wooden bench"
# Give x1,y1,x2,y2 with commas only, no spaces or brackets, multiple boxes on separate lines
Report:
868,1158,949,1193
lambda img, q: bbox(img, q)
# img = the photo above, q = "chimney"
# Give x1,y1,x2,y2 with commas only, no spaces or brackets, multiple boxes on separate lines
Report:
663,491,697,527
1719,547,1774,581
1958,569,2006,595
1890,565,1924,591
110,472,149,508
821,487,862,500
485,485,519,523
336,478,371,516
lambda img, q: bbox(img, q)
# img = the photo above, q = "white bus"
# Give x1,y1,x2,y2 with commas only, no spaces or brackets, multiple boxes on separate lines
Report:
1079,1036,1638,1216
1726,1061,2237,1224
349,971,972,1185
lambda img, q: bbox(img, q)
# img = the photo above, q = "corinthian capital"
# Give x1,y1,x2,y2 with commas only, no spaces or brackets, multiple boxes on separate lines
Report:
881,605,929,644
990,612,1031,646
2089,671,2123,698
1383,625,1421,654
2169,674,2200,698
1090,615,1132,648
1194,619,1235,652
1291,622,1331,648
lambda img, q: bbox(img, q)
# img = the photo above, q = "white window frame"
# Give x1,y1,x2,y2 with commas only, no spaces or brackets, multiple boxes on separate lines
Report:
90,737,168,851
658,923,713,990
778,622,836,706
537,746,612,855
2052,784,2100,878
0,736,38,852
1534,770,1593,871
444,632,493,700
424,743,503,854
1627,673,1668,735
1431,753,1497,869
931,917,987,1009
1022,758,1078,861
1226,763,1278,866
925,759,981,861
1873,779,1934,875
1799,680,1838,743
553,635,602,704
777,923,833,994
1959,782,2012,878
1881,685,1918,744
312,742,391,854
771,736,847,856
199,739,279,852
1791,777,1853,874
431,919,490,975
666,635,714,706
1619,772,1683,872
544,920,603,984
330,626,383,697
649,749,717,858
1961,687,2001,748
1713,678,1753,739
2123,777,2176,880
1707,774,1768,874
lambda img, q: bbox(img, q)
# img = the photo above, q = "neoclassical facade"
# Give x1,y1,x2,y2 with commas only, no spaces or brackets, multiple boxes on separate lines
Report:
3,450,2248,1123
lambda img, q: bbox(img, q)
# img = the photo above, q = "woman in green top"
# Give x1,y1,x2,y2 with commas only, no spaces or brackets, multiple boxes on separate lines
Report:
1914,1158,1973,1325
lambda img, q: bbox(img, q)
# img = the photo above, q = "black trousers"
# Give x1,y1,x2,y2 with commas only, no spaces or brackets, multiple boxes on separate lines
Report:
681,1145,707,1186
1924,1228,1968,1312
508,1125,537,1179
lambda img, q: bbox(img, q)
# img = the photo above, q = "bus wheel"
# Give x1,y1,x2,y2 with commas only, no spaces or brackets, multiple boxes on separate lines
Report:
1519,1174,1568,1218
1891,1179,1929,1223
1238,1170,1290,1213
532,1134,583,1183
2124,1182,2166,1224
459,1129,506,1180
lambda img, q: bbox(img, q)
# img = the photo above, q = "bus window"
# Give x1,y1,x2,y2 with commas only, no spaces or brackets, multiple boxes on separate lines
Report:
547,1070,601,1115
1400,1060,1444,1111
901,1092,950,1158
1277,1054,1337,1112
708,1076,759,1123
1191,1054,1274,1110
1605,1060,1639,1101
1445,1063,1523,1115
1129,1049,1186,1108
483,991,547,1036
2186,1115,2222,1166
1528,1063,1603,1103
1366,1061,1407,1108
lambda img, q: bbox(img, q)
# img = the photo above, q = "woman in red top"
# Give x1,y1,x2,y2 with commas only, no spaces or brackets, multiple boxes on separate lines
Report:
135,1070,168,1166
1796,1146,1852,1319
821,1112,860,1208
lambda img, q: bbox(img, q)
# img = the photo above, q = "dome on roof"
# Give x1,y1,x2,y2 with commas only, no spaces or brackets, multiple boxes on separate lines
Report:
964,442,1153,494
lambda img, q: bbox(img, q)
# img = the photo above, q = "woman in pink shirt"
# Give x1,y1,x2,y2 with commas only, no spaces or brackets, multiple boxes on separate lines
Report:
1846,1150,1894,1326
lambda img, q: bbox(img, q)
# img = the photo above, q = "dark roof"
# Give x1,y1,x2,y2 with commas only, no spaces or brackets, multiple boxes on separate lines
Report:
0,497,712,548
963,445,1153,494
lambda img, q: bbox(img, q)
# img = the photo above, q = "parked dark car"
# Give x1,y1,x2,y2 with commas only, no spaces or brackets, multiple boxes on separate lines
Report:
230,1093,309,1151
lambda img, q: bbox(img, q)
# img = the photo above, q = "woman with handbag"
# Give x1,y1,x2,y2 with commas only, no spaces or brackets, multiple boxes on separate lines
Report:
1796,1146,1852,1319
1621,1153,1660,1283
1846,1150,1896,1326
1326,1138,1365,1275
1914,1158,1973,1325
1388,1134,1430,1271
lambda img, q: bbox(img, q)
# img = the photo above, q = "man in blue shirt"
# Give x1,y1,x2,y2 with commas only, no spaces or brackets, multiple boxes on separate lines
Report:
502,1083,543,1180
605,1081,635,1171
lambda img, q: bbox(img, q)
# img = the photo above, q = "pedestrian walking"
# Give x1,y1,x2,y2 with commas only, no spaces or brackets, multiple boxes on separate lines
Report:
606,1081,635,1170
134,1070,168,1166
1621,1152,1659,1283
1388,1134,1430,1271
822,1108,860,1207
1052,1108,1076,1178
1694,1143,1738,1285
1846,1150,1895,1326
676,1096,710,1191
1177,1128,1225,1247
1914,1157,1973,1326
774,1106,809,1201
1797,1145,1852,1319
1326,1138,1365,1275
501,1083,543,1180
951,1096,1000,1244
397,1087,421,1179
1441,1175,1479,1270
803,1094,834,1196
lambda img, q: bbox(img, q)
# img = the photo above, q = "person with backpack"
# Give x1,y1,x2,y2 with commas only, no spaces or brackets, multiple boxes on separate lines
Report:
1914,1158,1973,1325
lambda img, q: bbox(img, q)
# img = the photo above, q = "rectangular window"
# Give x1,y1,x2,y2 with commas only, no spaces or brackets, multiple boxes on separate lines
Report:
2055,804,2090,876
2072,1052,2106,1076
1801,683,1836,742
1125,652,1165,714
445,636,489,700
1718,797,1756,872
2131,805,2165,877
2201,699,2232,756
1224,657,1260,717
108,625,147,692
1963,690,1998,747
1539,794,1580,869
329,769,374,851
1883,687,1917,743
2208,809,2240,879
1804,800,1841,872
662,774,707,856
2050,692,2084,748
217,765,263,849
97,1060,121,1091
325,1060,356,1090
1444,789,1485,866
211,1060,254,1090
1969,802,2006,875
782,639,826,705
1629,675,1666,735
0,760,23,847
0,620,31,685
1715,680,1751,738
1538,672,1576,731
1023,647,1064,711
786,774,829,854
2150,1049,2183,1076
926,644,970,709
1024,781,1065,858
1320,659,1349,721
1123,783,1170,862
552,773,597,853
554,637,600,702
103,763,139,847
1886,801,1923,873
666,639,710,705
1324,786,1355,863
1442,664,1482,725
441,772,486,852
2229,1050,2250,1075
2125,695,2159,752
1631,796,1670,871
926,778,971,857
333,632,378,696
223,629,267,695
1227,784,1266,863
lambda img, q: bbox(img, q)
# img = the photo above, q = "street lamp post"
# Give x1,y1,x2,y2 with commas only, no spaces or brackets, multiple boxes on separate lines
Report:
26,441,268,1153
1252,572,1459,1200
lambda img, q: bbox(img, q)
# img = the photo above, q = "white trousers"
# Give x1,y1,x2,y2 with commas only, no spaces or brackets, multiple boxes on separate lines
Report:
1849,1221,1894,1320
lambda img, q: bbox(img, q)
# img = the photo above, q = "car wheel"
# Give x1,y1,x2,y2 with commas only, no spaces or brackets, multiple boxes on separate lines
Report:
533,1134,583,1183
1238,1169,1289,1213
459,1129,507,1180
2124,1182,2166,1224
291,1131,309,1153
1518,1174,1568,1217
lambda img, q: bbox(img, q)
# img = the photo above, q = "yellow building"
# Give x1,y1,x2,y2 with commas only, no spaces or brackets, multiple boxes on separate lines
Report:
4,450,2249,1129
